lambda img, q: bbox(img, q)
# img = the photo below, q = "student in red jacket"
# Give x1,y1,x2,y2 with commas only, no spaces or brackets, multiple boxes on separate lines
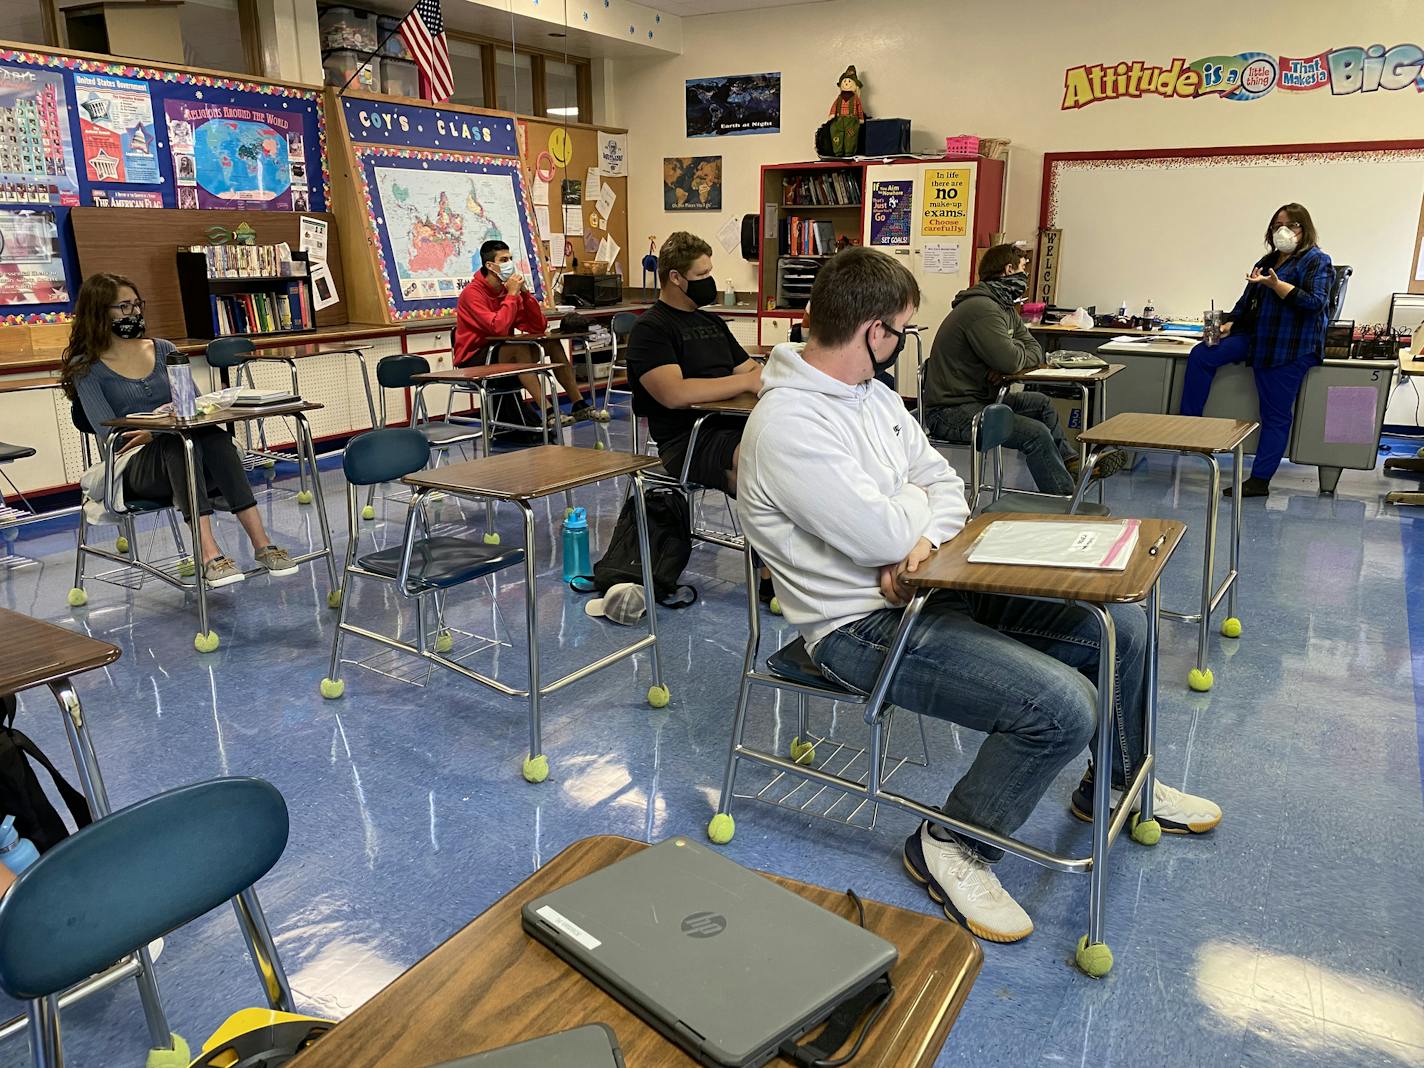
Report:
453,240,605,424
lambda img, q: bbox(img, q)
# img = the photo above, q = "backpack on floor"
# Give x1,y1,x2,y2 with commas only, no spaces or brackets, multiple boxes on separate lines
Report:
590,487,697,608
0,693,93,853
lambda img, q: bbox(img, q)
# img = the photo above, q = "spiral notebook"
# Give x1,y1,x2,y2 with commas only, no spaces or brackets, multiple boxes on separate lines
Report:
968,518,1140,570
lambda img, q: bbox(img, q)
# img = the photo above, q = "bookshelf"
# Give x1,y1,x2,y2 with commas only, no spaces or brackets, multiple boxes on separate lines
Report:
759,162,868,314
176,248,317,340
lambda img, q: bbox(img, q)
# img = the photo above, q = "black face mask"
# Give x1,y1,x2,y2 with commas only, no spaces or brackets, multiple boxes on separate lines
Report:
681,275,718,308
111,314,145,340
864,321,907,379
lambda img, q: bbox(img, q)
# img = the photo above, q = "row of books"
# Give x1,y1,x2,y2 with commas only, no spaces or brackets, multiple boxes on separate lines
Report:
782,172,862,206
188,243,300,279
783,217,838,257
211,287,311,336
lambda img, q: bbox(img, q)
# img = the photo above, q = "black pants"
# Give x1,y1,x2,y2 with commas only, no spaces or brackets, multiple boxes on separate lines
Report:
122,427,257,522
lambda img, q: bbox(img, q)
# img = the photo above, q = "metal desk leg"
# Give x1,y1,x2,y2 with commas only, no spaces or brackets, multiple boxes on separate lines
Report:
1078,603,1118,976
1225,445,1243,632
520,501,546,783
354,351,378,429
181,436,215,652
863,593,931,795
1138,582,1160,827
295,413,340,601
476,383,498,544
1187,454,1221,692
632,471,667,705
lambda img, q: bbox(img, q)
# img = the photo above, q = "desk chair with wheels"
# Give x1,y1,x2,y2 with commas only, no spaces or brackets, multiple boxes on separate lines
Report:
0,440,40,569
969,403,1110,517
68,403,198,610
204,337,312,504
708,546,928,844
0,777,299,1068
600,311,640,423
321,428,525,699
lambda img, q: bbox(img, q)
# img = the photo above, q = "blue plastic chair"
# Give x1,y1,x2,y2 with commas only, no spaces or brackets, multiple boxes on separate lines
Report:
321,428,525,699
0,777,295,1068
601,310,640,423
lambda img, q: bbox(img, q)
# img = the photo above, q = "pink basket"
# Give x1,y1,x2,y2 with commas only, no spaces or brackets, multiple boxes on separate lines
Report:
1020,302,1046,324
945,135,980,157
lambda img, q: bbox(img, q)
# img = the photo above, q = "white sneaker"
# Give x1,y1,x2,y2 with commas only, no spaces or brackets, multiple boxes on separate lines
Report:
903,823,1034,943
1071,777,1222,834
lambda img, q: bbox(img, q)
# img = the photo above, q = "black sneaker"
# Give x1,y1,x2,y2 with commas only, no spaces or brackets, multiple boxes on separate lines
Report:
1223,476,1269,498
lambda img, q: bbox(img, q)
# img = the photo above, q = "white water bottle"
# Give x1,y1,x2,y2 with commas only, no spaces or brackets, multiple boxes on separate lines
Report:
166,349,198,420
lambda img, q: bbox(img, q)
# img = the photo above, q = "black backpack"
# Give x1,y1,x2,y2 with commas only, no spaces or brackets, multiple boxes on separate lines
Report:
1,694,93,854
590,487,697,607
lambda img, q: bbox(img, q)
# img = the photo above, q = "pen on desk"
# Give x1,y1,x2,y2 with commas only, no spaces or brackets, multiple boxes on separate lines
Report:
1147,533,1168,556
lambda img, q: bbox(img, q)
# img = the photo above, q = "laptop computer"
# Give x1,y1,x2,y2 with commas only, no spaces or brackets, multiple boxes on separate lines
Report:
421,1024,624,1067
521,837,897,1068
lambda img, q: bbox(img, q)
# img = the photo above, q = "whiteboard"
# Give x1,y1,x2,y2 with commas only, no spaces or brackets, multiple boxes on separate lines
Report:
1045,147,1424,326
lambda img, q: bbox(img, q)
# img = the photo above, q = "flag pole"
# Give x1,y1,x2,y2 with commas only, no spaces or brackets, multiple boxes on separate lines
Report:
335,0,419,97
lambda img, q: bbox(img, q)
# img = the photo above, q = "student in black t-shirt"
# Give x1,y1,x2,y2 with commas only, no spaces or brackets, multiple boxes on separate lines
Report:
626,232,762,496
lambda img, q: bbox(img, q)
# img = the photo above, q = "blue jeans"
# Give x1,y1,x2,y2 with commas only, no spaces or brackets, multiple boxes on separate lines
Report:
924,390,1078,496
1180,334,1314,481
812,592,1146,862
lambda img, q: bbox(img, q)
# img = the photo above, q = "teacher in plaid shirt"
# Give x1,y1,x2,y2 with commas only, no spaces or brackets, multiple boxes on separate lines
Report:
1180,203,1334,498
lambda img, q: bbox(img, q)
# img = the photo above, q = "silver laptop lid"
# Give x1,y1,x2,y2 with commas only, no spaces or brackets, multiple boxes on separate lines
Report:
422,1024,623,1068
521,837,897,1066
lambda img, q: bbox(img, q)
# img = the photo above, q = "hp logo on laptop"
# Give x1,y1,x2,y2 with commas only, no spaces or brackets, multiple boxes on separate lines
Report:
681,912,727,938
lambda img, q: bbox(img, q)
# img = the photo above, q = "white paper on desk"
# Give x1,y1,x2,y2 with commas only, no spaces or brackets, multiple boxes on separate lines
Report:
585,168,601,200
922,242,960,274
309,260,340,310
534,205,550,237
969,518,1140,570
563,206,584,236
548,241,567,268
532,178,549,206
717,215,742,255
596,184,616,220
596,235,620,264
299,216,328,264
1023,366,1099,378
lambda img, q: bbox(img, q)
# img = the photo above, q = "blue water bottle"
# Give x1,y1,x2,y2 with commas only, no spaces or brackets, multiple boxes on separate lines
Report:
562,507,591,583
0,815,40,876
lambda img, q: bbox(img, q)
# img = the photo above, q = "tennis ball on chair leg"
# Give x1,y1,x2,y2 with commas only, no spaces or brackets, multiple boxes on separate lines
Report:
522,754,550,783
789,737,816,765
647,684,671,709
144,1034,191,1068
361,504,376,521
707,813,735,844
194,631,220,653
1075,936,1113,978
115,536,129,554
67,587,88,607
296,490,313,505
483,531,501,545
1130,812,1161,846
1187,667,1213,692
320,677,345,699
1221,616,1242,639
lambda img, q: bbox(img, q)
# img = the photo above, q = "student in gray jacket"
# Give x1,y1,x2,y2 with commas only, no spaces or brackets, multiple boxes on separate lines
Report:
922,245,1122,495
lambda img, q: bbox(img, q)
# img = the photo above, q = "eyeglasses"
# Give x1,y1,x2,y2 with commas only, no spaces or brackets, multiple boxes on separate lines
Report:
108,299,145,315
1274,222,1303,232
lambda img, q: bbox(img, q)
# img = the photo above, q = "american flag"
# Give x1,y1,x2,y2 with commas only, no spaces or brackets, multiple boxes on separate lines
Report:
399,0,454,102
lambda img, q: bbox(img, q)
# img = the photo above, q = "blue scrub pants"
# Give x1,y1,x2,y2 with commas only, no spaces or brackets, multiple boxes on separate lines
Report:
1180,333,1314,482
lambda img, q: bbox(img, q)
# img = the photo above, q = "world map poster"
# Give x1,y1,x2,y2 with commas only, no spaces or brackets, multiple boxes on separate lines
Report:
367,155,539,309
164,97,298,210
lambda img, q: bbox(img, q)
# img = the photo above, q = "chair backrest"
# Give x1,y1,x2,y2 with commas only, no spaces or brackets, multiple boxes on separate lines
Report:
206,336,256,369
342,427,431,486
70,402,94,437
976,403,1015,453
0,777,287,1000
611,311,639,339
1328,265,1352,322
376,354,431,390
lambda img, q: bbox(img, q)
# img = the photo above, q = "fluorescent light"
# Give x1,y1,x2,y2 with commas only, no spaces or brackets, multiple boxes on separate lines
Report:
546,107,579,116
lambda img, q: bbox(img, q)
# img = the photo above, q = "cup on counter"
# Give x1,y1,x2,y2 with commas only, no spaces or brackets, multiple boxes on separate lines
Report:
1203,310,1223,347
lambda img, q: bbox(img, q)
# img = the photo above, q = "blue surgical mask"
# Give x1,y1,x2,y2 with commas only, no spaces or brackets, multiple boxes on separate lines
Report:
495,261,517,281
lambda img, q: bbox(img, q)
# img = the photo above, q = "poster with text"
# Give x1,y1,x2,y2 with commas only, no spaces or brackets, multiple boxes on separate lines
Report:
597,130,627,176
164,98,296,210
0,63,80,205
73,73,160,184
686,73,780,137
869,180,912,246
0,211,69,305
921,167,970,238
664,156,721,210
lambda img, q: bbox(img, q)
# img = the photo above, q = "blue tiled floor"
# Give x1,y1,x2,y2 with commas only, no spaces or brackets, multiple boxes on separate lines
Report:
1,418,1422,1067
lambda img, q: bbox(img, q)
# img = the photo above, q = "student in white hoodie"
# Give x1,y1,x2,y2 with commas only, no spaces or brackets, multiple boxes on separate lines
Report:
738,248,1220,944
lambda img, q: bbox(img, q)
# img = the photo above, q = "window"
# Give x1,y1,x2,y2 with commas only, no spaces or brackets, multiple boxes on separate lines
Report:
544,58,580,119
494,49,534,117
179,0,254,75
448,37,486,109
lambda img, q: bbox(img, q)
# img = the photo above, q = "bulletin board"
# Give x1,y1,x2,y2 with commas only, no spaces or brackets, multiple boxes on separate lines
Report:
1041,141,1424,326
0,41,328,326
519,118,630,290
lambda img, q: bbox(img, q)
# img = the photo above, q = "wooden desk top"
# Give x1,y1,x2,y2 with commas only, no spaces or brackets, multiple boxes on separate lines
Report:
1398,350,1424,378
691,391,759,415
412,363,546,385
911,514,1186,604
246,342,373,361
484,332,592,345
1008,363,1125,384
0,375,62,394
1097,337,1201,357
287,835,981,1068
404,445,662,501
1077,412,1256,453
104,400,321,432
0,608,121,694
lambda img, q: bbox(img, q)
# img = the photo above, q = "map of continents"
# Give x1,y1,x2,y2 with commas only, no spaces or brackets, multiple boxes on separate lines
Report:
195,119,290,204
373,165,533,300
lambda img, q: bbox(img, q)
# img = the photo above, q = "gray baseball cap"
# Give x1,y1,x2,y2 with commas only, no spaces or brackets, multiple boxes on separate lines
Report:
585,582,647,625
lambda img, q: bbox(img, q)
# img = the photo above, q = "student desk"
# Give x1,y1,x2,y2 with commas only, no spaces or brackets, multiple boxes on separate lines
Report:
1384,350,1424,507
1002,363,1125,468
285,834,982,1068
242,342,378,428
1074,413,1256,691
714,513,1184,977
102,401,339,650
0,608,173,1048
402,446,667,782
477,331,595,394
691,391,760,417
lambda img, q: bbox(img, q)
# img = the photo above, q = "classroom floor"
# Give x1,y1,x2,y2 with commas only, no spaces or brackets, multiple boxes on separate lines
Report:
1,415,1421,1068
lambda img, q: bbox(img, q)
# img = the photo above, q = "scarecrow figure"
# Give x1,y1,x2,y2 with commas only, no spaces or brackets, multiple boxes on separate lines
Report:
827,65,865,157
